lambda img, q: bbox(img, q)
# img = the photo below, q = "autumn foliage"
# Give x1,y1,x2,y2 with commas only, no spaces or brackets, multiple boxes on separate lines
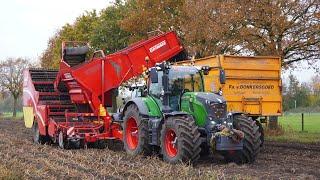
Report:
40,0,319,70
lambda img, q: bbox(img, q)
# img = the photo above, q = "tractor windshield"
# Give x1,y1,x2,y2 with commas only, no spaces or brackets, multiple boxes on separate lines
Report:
168,66,203,110
148,66,204,111
169,66,204,94
149,71,164,98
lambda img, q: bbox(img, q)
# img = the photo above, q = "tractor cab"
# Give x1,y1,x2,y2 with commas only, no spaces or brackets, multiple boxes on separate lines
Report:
148,64,228,126
148,66,205,111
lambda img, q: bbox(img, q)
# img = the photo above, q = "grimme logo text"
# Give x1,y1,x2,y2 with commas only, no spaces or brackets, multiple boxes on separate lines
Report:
149,40,166,53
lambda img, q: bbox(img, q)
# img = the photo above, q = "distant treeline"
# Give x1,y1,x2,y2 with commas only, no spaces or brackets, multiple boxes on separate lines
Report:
283,74,320,111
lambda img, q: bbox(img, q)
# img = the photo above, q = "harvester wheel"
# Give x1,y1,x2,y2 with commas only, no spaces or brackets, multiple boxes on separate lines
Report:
58,131,69,149
32,122,47,144
123,104,151,156
223,114,261,164
160,115,201,164
94,140,107,149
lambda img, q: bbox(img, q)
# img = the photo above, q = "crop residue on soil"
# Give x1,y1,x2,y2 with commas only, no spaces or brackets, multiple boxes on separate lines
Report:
0,119,319,179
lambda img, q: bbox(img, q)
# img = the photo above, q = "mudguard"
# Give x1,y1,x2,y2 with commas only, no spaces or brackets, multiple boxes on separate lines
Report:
227,112,243,123
122,97,161,118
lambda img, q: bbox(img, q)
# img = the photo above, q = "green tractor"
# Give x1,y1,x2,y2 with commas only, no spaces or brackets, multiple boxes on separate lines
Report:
120,63,261,164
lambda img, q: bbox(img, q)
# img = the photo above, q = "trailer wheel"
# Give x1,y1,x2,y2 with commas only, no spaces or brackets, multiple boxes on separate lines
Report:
255,120,264,147
123,104,151,156
94,140,107,149
160,116,201,164
222,115,261,164
32,122,47,144
58,131,69,149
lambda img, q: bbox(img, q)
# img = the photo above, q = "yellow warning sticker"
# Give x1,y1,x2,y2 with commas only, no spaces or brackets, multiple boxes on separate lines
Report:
23,107,34,128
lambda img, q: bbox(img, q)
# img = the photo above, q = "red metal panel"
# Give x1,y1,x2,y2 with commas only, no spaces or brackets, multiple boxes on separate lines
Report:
70,31,183,113
37,105,47,135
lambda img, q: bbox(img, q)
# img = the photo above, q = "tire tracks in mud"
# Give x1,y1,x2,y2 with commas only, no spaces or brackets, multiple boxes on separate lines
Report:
1,119,319,179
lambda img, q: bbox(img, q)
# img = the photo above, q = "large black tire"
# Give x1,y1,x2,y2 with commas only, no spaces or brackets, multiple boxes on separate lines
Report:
123,104,151,156
255,120,264,147
223,114,261,164
160,115,201,164
32,122,48,144
94,140,108,149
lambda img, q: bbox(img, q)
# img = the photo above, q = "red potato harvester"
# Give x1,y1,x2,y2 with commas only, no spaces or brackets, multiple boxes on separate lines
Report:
23,31,183,148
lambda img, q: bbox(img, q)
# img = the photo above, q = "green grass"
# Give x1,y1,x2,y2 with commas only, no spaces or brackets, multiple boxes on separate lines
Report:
0,112,23,120
266,131,320,144
278,113,320,133
265,113,320,144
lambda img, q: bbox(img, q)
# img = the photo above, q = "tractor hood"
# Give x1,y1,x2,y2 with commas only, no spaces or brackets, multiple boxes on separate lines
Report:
195,92,227,121
194,92,226,104
181,92,227,127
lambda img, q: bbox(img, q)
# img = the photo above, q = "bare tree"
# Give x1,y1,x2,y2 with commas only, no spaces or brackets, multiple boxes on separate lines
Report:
0,84,4,100
0,58,30,117
310,74,320,95
238,0,320,68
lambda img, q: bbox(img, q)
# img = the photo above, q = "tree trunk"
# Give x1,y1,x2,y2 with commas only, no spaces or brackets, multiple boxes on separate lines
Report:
13,97,17,117
268,116,278,130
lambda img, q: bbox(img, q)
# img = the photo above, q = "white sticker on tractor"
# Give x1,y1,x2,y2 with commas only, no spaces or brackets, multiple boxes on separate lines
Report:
149,40,166,53
217,98,222,103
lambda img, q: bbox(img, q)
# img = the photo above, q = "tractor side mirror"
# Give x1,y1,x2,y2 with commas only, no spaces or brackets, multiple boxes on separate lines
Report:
201,66,211,75
219,69,226,84
150,68,158,83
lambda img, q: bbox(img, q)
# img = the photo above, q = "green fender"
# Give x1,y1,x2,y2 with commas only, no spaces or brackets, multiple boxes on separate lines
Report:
122,96,162,118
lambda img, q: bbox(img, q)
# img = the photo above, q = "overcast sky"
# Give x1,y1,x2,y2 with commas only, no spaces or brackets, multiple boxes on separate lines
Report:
0,0,317,83
0,0,112,61
282,63,319,84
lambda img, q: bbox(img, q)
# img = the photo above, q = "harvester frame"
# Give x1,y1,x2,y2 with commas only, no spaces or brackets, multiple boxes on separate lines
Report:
23,31,183,148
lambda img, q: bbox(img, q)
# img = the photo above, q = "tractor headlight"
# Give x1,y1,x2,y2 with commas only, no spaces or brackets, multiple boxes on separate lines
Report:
161,90,165,96
205,100,211,105
210,120,216,126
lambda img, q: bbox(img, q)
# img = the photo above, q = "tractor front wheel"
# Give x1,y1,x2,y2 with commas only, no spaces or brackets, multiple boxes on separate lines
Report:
123,104,151,156
222,114,261,164
160,115,201,164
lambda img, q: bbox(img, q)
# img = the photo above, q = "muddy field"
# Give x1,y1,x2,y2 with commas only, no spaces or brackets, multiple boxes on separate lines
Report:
0,119,319,179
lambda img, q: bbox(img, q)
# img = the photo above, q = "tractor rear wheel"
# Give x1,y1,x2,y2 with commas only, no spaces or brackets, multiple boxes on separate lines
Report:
123,104,151,156
223,114,261,164
160,115,201,164
32,122,48,144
